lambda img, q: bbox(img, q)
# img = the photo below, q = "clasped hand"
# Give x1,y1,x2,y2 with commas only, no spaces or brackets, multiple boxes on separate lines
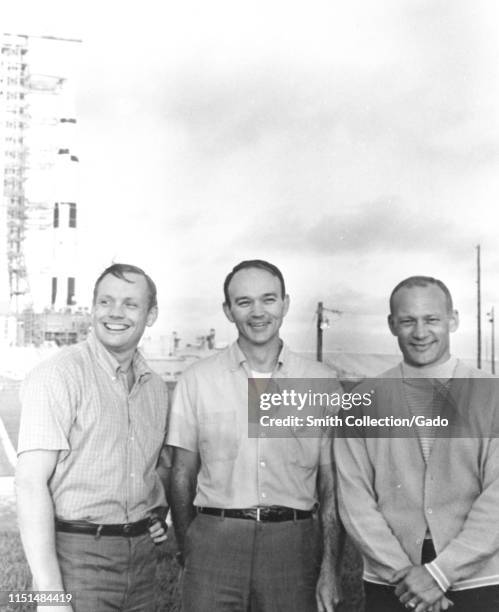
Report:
391,566,453,612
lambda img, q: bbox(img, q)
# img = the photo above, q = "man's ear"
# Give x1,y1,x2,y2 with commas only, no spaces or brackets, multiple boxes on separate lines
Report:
146,306,158,327
449,310,459,333
387,314,397,336
223,302,234,323
283,294,290,317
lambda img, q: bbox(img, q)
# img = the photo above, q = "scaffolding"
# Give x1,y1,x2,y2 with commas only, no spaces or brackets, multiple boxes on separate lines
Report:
1,34,29,312
1,33,85,345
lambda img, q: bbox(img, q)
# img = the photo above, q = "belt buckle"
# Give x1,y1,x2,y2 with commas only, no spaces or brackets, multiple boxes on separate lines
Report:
123,523,132,535
256,507,261,522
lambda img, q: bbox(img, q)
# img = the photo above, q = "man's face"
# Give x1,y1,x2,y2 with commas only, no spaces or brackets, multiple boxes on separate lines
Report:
92,273,157,356
223,267,289,348
388,284,458,368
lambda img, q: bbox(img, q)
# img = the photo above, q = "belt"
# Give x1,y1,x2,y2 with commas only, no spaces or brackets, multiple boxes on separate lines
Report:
55,517,151,537
197,506,313,522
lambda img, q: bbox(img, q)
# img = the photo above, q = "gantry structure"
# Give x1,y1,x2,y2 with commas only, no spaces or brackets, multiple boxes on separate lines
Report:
1,33,88,345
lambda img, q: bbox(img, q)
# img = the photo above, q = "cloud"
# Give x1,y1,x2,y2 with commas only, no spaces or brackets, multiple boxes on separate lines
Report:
237,197,470,258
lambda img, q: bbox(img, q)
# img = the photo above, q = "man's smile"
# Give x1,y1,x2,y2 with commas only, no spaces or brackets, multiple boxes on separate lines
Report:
410,341,436,351
103,323,131,332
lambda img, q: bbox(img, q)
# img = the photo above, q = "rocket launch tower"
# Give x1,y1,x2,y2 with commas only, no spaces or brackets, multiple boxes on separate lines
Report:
0,33,89,345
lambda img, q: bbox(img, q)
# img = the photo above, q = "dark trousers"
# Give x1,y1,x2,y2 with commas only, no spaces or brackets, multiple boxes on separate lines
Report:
182,513,322,612
56,531,158,612
364,540,499,612
364,582,499,612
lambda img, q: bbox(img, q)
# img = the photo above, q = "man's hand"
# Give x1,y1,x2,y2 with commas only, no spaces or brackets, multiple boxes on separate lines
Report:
392,565,450,611
148,517,168,544
396,594,453,612
428,595,454,611
316,566,342,612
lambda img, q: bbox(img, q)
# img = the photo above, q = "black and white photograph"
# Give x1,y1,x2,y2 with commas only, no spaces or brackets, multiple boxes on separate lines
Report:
1,1,499,611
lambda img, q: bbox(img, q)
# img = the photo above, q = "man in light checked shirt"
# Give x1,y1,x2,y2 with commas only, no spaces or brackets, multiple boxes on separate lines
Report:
15,263,170,612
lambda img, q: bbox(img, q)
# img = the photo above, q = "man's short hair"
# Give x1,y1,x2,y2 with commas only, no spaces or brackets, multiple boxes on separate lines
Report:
389,276,453,314
223,260,286,305
93,263,158,310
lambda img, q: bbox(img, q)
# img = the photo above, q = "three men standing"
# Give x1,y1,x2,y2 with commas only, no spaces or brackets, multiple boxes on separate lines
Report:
17,261,497,612
16,264,169,612
335,276,499,612
167,260,344,611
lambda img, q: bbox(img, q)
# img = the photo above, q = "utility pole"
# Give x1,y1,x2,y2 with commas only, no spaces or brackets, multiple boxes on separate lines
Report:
316,302,342,362
316,302,323,362
477,245,482,369
488,307,495,375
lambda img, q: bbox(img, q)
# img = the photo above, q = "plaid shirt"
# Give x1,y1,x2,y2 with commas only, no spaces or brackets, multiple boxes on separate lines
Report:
18,332,169,523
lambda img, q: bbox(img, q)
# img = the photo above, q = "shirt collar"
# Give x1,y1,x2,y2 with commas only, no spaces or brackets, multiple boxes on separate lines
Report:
227,340,290,376
86,331,152,383
400,356,458,381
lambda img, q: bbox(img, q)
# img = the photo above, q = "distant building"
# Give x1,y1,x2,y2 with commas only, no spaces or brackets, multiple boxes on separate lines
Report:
18,308,90,347
0,313,16,344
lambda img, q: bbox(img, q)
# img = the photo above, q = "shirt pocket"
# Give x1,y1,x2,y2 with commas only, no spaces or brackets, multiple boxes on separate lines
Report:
199,412,239,462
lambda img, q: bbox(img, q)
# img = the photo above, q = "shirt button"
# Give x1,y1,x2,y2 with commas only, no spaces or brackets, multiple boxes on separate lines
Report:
427,508,433,514
260,461,266,467
130,473,135,478
130,437,134,441
261,492,267,498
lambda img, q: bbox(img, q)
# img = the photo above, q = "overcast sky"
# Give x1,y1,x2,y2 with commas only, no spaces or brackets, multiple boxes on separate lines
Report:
3,0,499,358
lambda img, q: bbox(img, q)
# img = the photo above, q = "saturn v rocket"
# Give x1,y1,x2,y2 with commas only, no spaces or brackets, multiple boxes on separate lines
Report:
1,34,87,344
21,35,82,313
2,34,83,314
51,116,79,310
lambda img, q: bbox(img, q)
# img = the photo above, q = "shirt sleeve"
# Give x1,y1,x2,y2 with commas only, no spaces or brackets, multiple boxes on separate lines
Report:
18,361,77,455
425,562,450,592
166,368,199,452
427,436,499,587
